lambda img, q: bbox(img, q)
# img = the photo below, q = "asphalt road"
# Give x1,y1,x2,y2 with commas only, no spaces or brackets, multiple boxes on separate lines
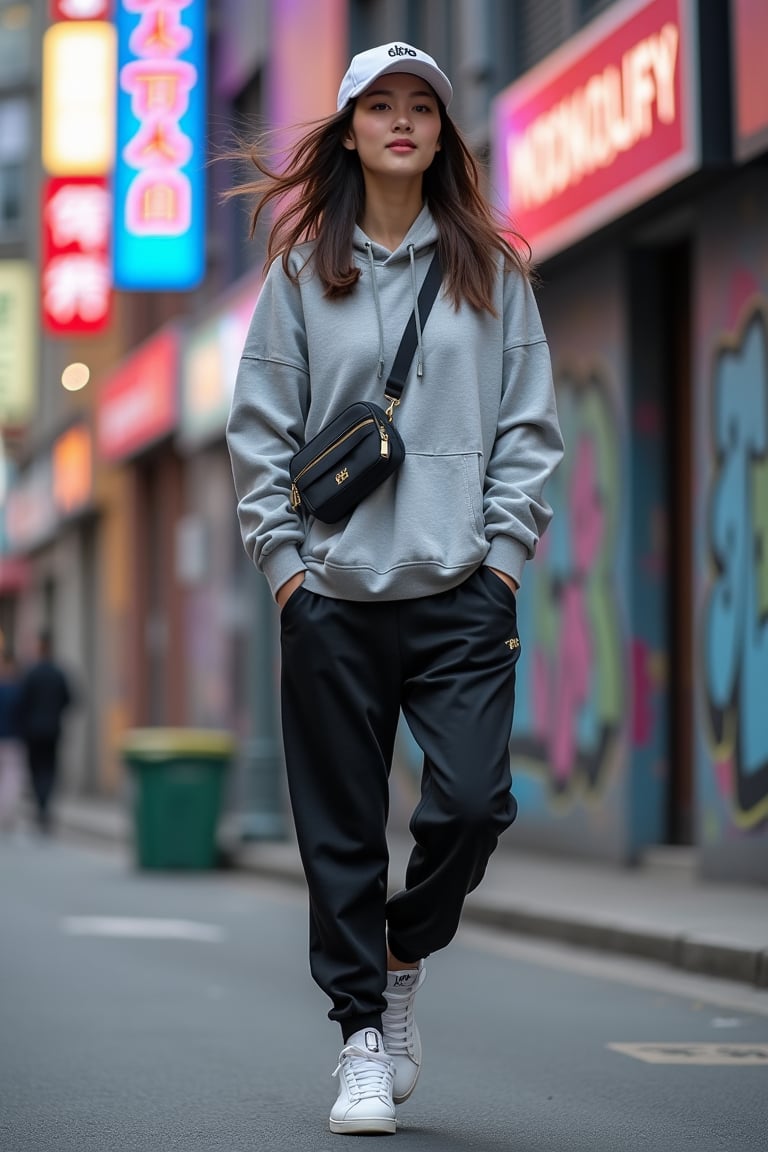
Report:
1,833,767,1151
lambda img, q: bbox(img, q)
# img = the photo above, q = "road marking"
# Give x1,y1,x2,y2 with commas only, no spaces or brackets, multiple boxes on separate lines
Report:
61,916,224,942
608,1042,768,1065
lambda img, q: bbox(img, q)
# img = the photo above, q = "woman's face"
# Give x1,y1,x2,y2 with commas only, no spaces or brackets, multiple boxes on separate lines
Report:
343,72,442,183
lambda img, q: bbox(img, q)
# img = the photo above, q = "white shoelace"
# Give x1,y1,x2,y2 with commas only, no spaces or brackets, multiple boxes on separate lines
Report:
382,991,415,1056
383,968,424,1056
332,1044,394,1102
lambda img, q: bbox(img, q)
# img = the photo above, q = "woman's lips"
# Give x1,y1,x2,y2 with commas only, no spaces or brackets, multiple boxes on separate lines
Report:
387,141,416,150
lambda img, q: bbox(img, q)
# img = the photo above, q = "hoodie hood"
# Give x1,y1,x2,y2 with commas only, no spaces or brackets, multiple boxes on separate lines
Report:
351,202,439,264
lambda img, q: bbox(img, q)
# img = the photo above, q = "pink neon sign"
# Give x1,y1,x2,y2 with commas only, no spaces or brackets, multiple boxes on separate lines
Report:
119,0,198,238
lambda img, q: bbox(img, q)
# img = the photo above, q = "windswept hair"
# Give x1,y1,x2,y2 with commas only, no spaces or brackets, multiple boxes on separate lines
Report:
223,102,531,314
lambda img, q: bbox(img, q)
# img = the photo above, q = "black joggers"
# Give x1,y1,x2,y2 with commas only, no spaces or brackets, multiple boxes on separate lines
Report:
279,565,521,1040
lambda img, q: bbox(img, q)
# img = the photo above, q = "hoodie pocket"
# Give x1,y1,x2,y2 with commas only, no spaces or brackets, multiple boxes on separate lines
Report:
305,451,487,576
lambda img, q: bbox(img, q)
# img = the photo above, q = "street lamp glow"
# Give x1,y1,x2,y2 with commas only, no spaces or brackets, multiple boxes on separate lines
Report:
61,362,90,391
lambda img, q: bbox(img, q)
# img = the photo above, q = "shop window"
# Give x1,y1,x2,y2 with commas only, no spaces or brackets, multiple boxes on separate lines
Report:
229,71,265,281
515,0,568,73
0,2,32,88
579,0,619,25
0,98,28,240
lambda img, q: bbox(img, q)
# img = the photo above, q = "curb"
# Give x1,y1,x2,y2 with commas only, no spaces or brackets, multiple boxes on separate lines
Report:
461,901,768,988
55,803,768,990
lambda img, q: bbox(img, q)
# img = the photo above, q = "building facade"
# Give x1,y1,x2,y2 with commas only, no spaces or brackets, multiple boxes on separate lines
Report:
2,0,766,882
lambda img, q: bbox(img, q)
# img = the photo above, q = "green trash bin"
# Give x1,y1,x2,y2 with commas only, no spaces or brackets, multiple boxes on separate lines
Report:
122,728,235,870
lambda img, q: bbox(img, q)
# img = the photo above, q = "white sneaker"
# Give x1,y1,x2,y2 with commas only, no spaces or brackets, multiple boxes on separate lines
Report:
329,1028,396,1135
382,962,426,1103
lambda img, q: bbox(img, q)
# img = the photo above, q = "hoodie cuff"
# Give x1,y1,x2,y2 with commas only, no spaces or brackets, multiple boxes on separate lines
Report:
261,545,306,602
484,537,530,590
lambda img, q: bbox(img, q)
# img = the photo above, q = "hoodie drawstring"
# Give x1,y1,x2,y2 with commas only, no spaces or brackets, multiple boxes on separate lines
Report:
366,243,386,380
408,244,425,378
366,241,427,380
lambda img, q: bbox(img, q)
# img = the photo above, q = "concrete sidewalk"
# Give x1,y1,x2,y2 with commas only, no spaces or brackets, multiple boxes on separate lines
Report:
55,796,768,989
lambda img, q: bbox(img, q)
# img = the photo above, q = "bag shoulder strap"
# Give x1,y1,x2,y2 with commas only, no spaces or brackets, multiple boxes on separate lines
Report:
384,251,442,411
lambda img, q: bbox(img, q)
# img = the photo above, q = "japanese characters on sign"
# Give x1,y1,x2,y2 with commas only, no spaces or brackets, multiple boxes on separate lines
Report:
41,7,115,334
42,177,112,335
114,0,207,290
492,0,698,262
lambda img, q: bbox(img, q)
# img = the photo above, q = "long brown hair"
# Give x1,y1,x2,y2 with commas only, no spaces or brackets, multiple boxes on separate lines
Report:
224,101,531,313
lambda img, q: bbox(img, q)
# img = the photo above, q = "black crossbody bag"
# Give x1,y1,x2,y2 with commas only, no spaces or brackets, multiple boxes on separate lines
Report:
289,252,442,524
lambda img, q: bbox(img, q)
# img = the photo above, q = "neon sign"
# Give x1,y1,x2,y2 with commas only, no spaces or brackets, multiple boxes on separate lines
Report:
41,9,115,335
42,20,116,176
42,177,112,334
114,0,207,290
492,0,698,261
51,1,111,17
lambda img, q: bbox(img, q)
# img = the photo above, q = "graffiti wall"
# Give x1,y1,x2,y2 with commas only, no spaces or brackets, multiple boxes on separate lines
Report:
507,249,630,858
695,169,768,881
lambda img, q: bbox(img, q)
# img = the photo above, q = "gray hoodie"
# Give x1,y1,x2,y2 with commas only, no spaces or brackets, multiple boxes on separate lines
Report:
227,205,563,601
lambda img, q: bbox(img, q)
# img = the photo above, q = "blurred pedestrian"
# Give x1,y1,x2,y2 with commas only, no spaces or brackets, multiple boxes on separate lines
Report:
16,631,73,834
227,41,563,1135
0,640,24,833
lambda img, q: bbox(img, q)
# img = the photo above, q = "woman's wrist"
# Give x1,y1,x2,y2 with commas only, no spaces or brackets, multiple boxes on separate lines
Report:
276,571,306,609
486,566,519,593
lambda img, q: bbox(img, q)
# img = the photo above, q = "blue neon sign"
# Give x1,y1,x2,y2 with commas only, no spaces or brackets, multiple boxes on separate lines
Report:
113,0,206,290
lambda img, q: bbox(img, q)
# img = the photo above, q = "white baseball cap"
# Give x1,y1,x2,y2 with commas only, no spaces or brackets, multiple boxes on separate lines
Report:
337,42,453,111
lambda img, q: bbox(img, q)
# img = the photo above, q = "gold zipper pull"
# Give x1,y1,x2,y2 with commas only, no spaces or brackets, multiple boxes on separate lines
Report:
290,482,301,509
379,426,390,459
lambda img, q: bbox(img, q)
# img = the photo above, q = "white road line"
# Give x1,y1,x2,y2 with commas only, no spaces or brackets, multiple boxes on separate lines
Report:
608,1042,768,1065
61,917,225,942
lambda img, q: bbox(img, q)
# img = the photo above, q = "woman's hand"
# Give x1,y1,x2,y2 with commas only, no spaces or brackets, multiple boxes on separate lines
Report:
486,566,519,594
276,572,306,610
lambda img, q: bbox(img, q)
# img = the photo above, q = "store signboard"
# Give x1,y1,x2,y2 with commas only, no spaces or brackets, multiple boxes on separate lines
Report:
4,458,56,554
492,0,699,261
179,272,260,448
42,176,112,334
42,19,116,176
42,8,115,335
53,423,93,517
52,1,111,17
731,0,768,161
0,261,36,427
113,0,207,290
97,327,179,461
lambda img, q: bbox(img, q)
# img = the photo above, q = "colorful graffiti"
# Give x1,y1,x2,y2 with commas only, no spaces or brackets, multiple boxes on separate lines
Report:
704,305,768,828
510,368,624,798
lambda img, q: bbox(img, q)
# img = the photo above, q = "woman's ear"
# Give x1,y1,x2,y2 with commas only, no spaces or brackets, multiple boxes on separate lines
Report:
342,131,357,152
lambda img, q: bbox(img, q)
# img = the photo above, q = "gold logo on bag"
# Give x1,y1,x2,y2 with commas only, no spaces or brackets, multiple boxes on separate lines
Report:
505,637,520,651
335,468,349,485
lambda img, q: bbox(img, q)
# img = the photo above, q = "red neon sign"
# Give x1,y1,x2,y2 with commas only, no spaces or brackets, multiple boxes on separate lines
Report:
493,0,698,261
41,176,112,334
51,1,111,18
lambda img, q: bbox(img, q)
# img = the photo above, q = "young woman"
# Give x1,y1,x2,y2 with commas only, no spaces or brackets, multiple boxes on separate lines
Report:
227,42,563,1135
